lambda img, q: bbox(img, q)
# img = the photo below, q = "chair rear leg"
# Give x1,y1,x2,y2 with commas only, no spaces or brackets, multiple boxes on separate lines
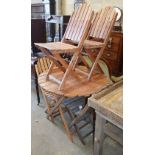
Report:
41,90,54,122
86,49,104,74
88,47,105,80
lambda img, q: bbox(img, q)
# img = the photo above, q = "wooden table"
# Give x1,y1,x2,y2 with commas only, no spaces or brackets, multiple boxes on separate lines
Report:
38,67,112,141
88,81,123,155
38,68,112,97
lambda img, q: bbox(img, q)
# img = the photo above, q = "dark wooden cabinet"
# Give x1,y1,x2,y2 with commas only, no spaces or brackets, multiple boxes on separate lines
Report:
101,31,123,76
31,1,56,54
31,19,46,54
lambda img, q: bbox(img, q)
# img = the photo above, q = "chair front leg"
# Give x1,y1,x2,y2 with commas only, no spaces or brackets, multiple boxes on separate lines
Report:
59,51,79,90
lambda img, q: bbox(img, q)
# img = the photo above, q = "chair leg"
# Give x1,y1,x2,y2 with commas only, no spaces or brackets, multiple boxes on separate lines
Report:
59,52,79,90
58,105,73,142
88,47,105,80
41,90,54,122
66,107,86,145
86,49,104,74
70,104,90,126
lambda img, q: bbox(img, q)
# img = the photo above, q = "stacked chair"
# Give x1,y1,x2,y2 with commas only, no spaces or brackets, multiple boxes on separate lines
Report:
35,4,93,90
73,6,118,80
34,4,118,145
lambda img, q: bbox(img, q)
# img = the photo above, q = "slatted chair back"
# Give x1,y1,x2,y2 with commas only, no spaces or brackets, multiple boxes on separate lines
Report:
88,6,117,43
35,57,52,76
62,3,93,47
74,6,117,80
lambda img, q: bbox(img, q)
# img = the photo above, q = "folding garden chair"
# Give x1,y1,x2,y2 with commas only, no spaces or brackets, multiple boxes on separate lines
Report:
35,57,66,125
73,6,118,80
35,3,93,90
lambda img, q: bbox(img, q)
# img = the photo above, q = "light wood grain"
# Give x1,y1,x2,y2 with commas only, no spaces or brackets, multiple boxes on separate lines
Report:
35,3,93,90
77,6,117,80
88,82,123,129
38,66,112,97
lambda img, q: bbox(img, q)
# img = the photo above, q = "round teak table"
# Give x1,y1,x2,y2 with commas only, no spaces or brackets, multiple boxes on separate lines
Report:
38,69,112,142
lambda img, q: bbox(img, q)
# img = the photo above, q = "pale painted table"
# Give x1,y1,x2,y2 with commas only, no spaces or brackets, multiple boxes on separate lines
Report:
88,81,123,155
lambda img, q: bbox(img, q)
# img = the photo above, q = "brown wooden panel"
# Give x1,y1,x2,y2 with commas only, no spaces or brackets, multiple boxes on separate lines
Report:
102,51,118,61
101,32,123,76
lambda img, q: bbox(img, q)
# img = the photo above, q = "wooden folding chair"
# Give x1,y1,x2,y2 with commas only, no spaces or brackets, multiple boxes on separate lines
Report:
35,3,93,90
35,56,52,76
34,56,54,110
73,6,118,80
64,97,94,145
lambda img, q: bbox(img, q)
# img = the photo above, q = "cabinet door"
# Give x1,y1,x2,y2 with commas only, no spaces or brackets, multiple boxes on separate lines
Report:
31,19,46,53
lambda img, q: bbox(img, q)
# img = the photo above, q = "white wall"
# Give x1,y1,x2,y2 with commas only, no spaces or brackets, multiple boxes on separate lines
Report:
62,0,123,15
31,0,43,4
31,0,123,15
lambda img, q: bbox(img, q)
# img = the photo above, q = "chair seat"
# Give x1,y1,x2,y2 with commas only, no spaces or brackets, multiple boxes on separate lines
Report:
35,42,78,54
83,40,105,49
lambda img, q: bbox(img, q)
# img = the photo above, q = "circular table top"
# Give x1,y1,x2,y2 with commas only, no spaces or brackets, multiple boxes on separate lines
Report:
38,69,112,97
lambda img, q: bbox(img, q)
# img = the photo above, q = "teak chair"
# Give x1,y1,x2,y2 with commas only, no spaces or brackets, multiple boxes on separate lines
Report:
73,6,118,80
35,3,93,90
35,57,66,124
35,56,52,77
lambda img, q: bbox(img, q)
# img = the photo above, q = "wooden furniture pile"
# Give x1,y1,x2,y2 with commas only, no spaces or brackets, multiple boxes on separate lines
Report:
34,4,121,145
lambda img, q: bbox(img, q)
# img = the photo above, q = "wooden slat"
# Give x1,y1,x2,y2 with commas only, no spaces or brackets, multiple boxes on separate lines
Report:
39,58,46,72
68,4,88,42
35,42,78,53
99,7,113,39
92,9,106,38
76,6,92,42
84,40,104,49
35,64,39,76
102,10,117,40
47,58,52,68
42,57,49,71
89,10,102,37
37,60,42,74
49,75,61,84
75,68,89,76
65,4,84,39
62,12,75,41
64,10,78,39
63,3,92,44
95,7,111,38
71,4,89,42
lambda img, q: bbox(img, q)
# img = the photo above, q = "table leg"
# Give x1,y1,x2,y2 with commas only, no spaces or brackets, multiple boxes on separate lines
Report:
59,24,61,41
94,113,106,155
